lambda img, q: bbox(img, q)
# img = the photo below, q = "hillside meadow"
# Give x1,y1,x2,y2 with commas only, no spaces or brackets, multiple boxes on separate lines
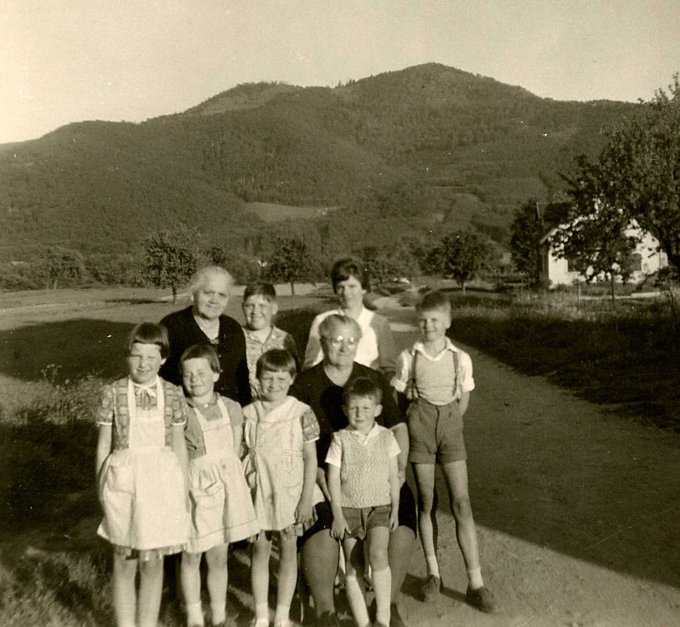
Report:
1,284,678,624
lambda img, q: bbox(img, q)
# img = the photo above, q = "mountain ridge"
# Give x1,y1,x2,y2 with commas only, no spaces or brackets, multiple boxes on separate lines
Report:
0,63,640,260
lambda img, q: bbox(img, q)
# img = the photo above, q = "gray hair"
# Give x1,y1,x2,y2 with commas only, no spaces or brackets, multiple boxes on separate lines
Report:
188,265,233,296
318,314,362,342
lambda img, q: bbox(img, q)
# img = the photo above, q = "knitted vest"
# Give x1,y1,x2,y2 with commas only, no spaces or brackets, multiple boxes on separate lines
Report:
337,428,393,508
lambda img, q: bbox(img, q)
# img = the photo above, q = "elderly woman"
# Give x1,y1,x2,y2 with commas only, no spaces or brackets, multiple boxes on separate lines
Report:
160,265,250,406
303,257,397,379
291,314,416,627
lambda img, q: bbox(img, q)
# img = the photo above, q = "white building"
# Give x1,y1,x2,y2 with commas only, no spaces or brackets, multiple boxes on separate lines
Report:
539,224,667,286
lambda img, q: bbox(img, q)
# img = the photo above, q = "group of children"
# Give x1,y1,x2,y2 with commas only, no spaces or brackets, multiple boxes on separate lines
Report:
96,281,494,627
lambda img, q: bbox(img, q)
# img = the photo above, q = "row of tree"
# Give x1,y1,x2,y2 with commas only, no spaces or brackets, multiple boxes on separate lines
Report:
141,225,498,299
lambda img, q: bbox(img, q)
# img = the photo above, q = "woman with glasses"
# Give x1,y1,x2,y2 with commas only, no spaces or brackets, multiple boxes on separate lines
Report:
291,314,416,627
303,257,397,380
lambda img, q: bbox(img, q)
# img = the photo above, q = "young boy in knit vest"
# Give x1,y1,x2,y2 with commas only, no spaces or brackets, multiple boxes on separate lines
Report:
326,377,400,627
391,290,496,614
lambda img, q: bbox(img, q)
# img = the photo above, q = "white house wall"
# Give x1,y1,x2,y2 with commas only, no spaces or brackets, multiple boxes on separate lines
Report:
547,226,667,286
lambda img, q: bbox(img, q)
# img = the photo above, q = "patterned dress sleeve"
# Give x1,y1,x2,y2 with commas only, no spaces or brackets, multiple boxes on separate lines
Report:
96,384,115,426
300,405,320,442
168,385,187,425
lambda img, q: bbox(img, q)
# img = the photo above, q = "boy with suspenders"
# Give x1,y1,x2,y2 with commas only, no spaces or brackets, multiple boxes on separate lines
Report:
391,290,496,614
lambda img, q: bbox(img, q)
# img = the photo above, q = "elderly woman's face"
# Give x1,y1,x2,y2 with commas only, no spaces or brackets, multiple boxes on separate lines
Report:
193,273,230,320
322,322,360,367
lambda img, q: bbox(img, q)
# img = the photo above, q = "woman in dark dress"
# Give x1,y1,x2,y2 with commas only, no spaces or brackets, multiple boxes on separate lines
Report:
160,265,250,406
291,314,416,627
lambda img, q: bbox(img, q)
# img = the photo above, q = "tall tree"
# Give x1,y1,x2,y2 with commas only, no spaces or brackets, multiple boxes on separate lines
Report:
597,74,680,270
554,156,639,300
265,236,315,296
142,225,200,302
430,230,493,293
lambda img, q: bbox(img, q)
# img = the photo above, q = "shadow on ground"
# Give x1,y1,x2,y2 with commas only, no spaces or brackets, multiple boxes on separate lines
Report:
0,318,135,383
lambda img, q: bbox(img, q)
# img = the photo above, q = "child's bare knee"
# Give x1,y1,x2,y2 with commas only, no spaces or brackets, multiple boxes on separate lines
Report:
139,558,163,578
182,552,202,568
205,547,227,569
368,545,389,571
451,496,472,521
113,554,137,578
418,492,436,514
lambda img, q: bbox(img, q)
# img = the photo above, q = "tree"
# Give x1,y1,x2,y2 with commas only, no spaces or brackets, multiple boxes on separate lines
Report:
36,246,87,289
142,225,200,302
510,197,573,286
359,243,420,287
553,156,639,301
204,246,261,284
265,236,315,296
430,230,493,293
596,75,680,271
509,198,544,284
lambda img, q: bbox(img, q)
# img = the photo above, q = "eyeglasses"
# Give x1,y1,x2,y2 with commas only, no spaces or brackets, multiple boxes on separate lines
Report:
325,335,359,347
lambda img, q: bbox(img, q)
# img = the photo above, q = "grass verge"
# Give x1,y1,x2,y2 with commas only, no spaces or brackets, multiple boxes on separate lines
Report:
442,289,680,431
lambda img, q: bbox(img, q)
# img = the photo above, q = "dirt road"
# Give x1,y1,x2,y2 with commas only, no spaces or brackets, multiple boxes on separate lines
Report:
385,306,680,627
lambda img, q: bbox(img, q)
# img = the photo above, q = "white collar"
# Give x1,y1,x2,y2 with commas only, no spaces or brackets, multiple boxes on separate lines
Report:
345,422,380,441
129,376,160,391
413,337,458,358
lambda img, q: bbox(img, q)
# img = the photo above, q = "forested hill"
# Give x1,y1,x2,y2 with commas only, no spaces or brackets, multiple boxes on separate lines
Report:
0,63,638,258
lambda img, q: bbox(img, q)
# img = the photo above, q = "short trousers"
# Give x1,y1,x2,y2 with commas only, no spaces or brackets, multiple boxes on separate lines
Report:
342,505,391,540
407,398,467,464
299,482,417,547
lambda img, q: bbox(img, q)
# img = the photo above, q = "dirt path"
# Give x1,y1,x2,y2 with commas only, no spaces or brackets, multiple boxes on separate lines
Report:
385,306,680,627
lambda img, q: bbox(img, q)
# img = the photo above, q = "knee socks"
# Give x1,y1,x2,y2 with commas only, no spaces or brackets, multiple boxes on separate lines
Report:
345,573,370,627
467,566,484,589
372,566,392,626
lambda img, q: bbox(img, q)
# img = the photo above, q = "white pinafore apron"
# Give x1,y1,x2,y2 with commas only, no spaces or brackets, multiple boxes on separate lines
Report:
98,378,188,551
187,399,259,552
243,398,305,532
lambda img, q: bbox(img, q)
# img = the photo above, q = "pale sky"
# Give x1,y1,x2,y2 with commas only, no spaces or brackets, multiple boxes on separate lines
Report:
1,0,679,144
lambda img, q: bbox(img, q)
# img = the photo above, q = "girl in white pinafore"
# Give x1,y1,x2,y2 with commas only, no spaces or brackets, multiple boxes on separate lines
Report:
242,349,321,627
179,344,260,627
96,322,189,627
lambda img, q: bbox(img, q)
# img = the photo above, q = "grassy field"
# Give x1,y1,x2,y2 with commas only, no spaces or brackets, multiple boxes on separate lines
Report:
436,288,680,432
1,284,678,624
0,287,329,626
244,201,340,222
